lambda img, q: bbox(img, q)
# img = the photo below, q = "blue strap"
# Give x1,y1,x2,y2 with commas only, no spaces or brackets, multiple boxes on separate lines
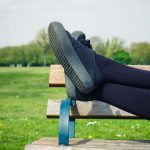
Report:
59,98,76,145
69,118,75,138
59,98,71,145
69,99,76,138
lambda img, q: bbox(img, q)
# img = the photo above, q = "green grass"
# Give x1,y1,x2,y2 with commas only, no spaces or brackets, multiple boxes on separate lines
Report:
0,67,150,150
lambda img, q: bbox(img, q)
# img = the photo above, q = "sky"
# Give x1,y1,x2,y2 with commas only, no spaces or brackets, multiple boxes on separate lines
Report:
0,0,150,47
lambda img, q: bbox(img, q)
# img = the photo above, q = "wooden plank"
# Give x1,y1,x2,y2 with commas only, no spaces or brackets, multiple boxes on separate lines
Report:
47,100,144,119
24,137,150,150
49,65,65,87
49,65,150,86
128,65,150,71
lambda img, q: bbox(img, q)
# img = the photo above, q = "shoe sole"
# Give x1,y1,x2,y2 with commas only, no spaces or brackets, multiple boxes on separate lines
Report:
48,22,94,93
65,74,76,99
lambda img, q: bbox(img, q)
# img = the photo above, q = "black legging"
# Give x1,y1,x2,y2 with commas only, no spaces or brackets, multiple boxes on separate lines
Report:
92,54,150,119
96,54,150,89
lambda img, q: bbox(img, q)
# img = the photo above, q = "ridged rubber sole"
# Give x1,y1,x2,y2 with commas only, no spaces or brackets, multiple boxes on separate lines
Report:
48,22,94,93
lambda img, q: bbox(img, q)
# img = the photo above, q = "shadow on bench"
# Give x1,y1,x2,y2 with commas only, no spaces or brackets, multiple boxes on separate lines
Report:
24,65,150,150
47,65,150,145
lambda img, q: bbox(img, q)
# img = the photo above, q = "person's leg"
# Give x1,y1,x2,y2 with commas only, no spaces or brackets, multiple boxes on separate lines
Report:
90,83,150,119
71,30,150,89
96,54,150,89
49,22,150,97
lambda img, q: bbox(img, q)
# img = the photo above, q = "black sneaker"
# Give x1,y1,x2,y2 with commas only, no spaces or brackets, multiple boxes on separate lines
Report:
65,74,94,100
72,31,92,49
65,31,93,100
48,21,105,94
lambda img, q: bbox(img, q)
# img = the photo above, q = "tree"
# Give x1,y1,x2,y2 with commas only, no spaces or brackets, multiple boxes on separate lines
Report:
0,27,58,66
104,37,125,58
90,36,127,59
112,49,131,64
90,36,106,55
131,42,150,64
25,42,43,66
35,28,50,66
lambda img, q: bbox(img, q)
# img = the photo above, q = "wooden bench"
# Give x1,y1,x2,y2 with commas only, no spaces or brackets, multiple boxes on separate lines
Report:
25,64,150,150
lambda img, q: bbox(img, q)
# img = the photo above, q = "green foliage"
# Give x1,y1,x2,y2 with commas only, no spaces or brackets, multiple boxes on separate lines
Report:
91,36,126,57
131,42,150,65
104,37,125,58
0,28,57,66
90,36,106,55
0,46,26,66
112,49,131,64
91,36,132,64
0,67,150,150
1,31,150,66
35,28,52,66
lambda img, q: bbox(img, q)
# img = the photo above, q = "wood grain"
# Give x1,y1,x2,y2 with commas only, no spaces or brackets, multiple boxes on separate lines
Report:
49,65,65,87
49,65,150,86
47,100,144,119
25,137,150,150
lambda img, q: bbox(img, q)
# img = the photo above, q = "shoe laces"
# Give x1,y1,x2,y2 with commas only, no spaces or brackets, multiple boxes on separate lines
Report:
79,37,92,49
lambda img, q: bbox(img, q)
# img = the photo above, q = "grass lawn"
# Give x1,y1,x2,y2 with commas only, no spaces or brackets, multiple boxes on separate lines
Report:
0,67,150,150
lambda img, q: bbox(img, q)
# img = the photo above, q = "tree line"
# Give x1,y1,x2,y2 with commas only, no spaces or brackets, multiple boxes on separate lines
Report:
91,36,150,65
0,28,150,66
0,28,57,66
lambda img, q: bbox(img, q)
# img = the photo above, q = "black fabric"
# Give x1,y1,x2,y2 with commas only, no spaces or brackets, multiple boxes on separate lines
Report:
67,31,106,88
93,54,150,119
92,83,150,119
96,54,150,89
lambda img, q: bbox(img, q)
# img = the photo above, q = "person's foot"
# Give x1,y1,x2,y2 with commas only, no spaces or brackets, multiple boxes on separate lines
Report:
48,21,105,94
72,31,92,49
65,31,93,100
65,74,94,100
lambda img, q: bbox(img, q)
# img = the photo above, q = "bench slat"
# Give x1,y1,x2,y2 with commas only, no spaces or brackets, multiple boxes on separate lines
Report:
49,65,65,87
47,100,143,119
49,65,150,86
25,137,150,150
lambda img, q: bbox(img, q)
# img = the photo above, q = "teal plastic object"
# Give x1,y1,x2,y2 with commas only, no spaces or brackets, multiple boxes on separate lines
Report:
59,98,76,145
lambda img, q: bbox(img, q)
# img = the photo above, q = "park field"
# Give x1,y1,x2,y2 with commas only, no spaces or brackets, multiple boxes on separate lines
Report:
0,67,150,150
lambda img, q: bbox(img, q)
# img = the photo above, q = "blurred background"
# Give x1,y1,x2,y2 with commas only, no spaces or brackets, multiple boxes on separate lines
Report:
0,1,150,150
0,0,150,66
